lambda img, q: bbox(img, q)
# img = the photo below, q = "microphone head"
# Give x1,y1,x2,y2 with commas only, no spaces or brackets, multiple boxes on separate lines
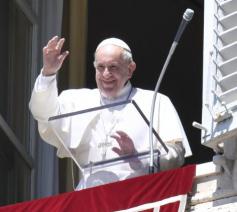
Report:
183,8,194,21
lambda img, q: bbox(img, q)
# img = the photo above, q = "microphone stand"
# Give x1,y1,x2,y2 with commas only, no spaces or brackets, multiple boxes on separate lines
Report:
148,43,177,174
148,8,194,174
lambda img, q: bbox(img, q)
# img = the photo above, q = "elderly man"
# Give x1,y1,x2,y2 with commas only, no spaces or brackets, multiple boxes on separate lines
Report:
29,36,191,190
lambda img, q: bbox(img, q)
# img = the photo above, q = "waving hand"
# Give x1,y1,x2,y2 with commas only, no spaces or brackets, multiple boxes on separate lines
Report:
42,36,69,76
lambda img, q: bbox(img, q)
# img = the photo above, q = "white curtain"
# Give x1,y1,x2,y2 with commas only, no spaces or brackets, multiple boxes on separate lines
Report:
35,0,64,198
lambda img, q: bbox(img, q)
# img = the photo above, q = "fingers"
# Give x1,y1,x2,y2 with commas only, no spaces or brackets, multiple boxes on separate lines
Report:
111,131,136,156
111,131,129,141
112,147,123,156
111,131,132,147
111,131,131,143
44,36,66,54
42,36,69,75
56,37,66,51
110,132,125,148
58,50,69,63
47,36,59,49
115,131,129,137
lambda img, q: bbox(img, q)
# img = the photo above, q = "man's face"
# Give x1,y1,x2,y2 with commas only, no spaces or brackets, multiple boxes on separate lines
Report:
94,45,135,99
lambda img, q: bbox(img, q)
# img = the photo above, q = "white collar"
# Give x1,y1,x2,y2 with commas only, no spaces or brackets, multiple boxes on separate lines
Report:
100,81,133,105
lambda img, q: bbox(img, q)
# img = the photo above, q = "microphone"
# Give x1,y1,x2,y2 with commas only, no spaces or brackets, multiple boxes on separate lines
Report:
174,8,194,43
148,8,194,174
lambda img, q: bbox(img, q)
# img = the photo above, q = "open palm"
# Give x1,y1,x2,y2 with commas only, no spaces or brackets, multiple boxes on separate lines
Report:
42,36,69,76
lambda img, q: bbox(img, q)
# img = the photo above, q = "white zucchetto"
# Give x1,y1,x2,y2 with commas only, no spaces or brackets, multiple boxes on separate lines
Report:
96,38,131,53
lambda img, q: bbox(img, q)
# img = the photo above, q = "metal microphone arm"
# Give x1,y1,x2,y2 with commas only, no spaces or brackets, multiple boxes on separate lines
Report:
148,8,194,174
148,43,177,174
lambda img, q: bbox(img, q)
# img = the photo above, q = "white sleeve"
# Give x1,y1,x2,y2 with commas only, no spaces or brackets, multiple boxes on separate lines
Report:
35,72,57,92
158,95,192,157
29,74,58,121
159,142,185,171
29,72,70,156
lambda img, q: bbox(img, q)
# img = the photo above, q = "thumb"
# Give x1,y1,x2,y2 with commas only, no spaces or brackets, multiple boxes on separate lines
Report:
112,147,122,156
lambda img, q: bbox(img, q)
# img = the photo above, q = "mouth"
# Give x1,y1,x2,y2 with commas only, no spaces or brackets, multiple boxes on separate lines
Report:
102,80,115,89
100,80,117,98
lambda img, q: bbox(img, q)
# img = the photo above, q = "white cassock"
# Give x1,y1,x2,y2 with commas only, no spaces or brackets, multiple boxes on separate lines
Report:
29,73,192,189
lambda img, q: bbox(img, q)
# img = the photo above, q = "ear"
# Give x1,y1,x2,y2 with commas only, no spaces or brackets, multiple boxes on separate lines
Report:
127,62,136,78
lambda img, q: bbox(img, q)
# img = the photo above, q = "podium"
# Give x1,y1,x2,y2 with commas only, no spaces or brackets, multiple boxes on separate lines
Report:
0,165,195,212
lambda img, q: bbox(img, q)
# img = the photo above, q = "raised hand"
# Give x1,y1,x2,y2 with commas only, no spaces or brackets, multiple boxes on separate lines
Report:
111,131,137,156
42,36,69,76
111,131,143,170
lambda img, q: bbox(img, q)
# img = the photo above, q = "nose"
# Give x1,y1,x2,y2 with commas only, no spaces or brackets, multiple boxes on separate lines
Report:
102,67,111,77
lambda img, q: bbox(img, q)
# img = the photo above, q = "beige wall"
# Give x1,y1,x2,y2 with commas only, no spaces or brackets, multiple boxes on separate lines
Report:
59,0,88,192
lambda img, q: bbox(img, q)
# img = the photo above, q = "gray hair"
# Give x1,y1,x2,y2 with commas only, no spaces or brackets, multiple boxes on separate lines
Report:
121,49,133,63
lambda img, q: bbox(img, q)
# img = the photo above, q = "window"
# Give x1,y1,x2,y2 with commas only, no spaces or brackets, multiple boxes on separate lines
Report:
0,0,38,205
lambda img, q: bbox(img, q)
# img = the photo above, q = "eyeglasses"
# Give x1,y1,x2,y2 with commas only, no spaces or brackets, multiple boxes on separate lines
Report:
97,65,119,72
94,64,122,73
